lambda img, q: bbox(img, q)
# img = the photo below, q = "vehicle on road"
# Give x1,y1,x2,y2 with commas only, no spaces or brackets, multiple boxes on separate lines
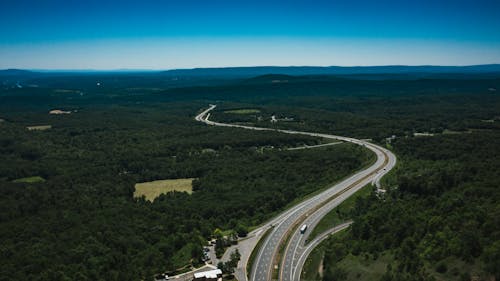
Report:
300,224,307,234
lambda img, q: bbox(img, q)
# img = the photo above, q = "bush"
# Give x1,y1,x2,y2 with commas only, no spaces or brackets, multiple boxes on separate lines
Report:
435,262,447,273
235,224,248,237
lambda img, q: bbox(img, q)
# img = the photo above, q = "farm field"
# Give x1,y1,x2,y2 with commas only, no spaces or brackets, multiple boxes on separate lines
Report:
12,176,46,183
224,108,261,114
134,178,194,201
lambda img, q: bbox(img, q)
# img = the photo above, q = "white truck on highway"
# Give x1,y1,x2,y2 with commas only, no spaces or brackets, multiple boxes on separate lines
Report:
300,224,307,234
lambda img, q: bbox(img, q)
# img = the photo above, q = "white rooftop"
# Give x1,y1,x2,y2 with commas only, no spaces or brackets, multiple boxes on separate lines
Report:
194,269,222,279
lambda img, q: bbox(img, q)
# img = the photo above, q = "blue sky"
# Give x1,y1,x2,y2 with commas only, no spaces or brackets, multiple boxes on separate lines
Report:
1,0,499,69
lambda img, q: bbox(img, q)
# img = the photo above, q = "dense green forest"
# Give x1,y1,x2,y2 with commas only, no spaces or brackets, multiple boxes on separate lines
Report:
314,131,500,281
205,76,500,140
1,73,499,280
0,93,371,279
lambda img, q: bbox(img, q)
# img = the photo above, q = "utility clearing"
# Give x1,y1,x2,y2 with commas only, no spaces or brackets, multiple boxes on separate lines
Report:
13,176,46,183
224,108,261,114
134,178,194,201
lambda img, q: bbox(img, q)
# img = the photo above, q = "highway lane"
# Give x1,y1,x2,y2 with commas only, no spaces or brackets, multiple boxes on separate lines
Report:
282,142,396,281
281,148,393,281
286,141,342,150
195,105,396,281
293,222,353,281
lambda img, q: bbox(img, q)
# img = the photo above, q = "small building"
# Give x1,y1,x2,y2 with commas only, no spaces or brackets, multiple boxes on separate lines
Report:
385,135,396,144
193,269,222,281
49,109,71,115
154,273,169,281
26,125,52,131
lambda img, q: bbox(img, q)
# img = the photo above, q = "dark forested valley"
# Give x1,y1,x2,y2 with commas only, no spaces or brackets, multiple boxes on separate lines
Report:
1,73,499,280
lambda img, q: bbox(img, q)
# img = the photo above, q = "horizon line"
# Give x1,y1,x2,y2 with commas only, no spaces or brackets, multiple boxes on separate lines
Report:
2,63,500,73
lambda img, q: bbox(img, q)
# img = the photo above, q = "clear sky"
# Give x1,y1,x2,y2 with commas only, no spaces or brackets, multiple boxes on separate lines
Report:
1,0,500,70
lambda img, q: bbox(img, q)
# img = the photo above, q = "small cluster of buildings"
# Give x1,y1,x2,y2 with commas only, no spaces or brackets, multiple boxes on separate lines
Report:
49,109,72,115
155,268,222,281
270,115,294,123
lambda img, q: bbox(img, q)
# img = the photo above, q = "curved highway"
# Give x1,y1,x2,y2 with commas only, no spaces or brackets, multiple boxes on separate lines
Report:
195,105,396,281
293,222,352,280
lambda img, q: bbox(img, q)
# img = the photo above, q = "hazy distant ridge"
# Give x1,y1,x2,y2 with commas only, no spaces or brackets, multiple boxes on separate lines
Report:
161,64,500,76
2,65,500,77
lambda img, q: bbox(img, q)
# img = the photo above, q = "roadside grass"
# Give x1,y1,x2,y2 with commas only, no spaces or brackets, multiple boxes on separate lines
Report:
339,252,393,281
12,176,46,183
301,228,350,281
134,178,194,201
307,184,372,241
301,244,324,281
224,109,261,114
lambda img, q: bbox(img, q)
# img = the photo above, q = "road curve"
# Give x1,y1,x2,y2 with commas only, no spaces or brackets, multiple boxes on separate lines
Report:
195,105,396,281
293,222,353,280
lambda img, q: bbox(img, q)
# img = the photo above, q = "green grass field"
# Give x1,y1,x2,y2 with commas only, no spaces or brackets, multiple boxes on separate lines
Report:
134,178,194,201
339,253,393,281
224,108,261,114
12,176,46,183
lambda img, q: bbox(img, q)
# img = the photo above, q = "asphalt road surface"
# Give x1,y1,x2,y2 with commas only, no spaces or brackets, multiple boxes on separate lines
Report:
195,105,396,281
293,222,353,281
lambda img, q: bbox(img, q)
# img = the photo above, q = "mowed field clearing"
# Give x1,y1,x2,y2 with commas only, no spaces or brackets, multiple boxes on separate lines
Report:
224,108,261,114
13,176,46,183
134,178,194,201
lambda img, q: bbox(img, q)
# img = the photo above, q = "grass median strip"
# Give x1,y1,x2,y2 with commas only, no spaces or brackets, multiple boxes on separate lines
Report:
307,184,372,241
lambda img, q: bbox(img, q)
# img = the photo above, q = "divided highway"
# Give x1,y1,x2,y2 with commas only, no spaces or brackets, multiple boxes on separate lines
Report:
195,105,396,281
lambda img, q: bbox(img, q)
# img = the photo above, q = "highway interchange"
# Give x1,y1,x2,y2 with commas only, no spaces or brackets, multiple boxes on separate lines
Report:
195,105,396,281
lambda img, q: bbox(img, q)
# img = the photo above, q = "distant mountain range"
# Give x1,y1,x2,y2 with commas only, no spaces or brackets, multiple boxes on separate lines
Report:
160,65,500,77
2,65,500,78
0,69,37,76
